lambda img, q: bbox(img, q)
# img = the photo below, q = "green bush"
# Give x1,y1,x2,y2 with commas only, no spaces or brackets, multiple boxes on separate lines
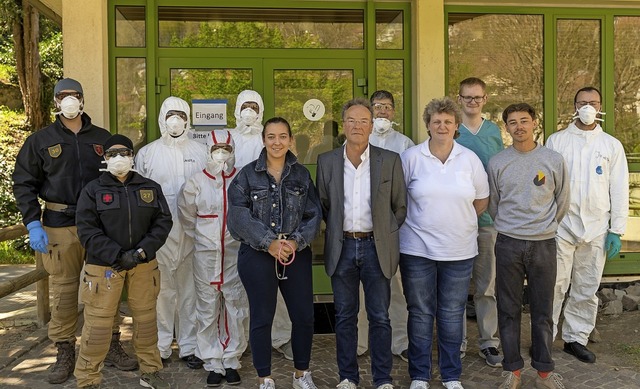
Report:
0,107,32,262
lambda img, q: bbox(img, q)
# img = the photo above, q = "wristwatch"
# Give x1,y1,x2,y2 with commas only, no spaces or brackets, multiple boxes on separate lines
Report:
136,248,147,261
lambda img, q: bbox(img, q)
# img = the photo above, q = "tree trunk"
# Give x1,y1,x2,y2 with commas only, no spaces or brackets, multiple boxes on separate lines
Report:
13,1,48,131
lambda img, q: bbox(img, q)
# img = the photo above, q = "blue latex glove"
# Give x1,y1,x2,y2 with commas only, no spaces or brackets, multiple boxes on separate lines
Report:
26,220,49,254
605,232,622,259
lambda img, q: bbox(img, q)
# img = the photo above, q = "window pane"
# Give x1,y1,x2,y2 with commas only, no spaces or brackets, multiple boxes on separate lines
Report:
448,14,544,146
614,16,640,162
158,7,363,49
170,69,253,129
624,173,640,252
115,6,145,47
556,19,601,130
273,69,353,164
116,58,146,147
376,10,403,49
376,60,404,131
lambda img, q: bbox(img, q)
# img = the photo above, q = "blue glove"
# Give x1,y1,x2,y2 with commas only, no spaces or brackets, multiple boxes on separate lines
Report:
605,232,622,259
26,220,49,254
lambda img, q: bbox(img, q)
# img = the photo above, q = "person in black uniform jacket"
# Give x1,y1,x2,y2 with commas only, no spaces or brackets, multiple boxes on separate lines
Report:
12,78,137,384
74,134,173,389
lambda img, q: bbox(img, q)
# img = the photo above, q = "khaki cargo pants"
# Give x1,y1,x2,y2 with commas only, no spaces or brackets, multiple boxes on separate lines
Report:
74,260,162,387
42,226,120,343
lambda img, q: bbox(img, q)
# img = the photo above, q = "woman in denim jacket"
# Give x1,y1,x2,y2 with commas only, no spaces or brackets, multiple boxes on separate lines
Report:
228,117,322,389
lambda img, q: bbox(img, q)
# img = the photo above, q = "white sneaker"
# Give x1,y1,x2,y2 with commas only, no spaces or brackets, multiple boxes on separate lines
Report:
410,380,430,389
376,384,394,389
337,379,357,389
260,378,276,389
442,381,464,389
293,371,318,389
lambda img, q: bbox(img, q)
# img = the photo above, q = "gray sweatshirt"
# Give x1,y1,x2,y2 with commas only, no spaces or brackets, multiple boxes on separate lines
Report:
488,144,570,240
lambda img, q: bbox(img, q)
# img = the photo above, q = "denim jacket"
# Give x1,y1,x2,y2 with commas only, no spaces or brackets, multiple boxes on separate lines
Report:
228,148,322,252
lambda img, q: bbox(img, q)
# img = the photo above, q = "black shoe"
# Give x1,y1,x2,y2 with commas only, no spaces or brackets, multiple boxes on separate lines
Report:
563,341,596,363
225,368,241,385
206,371,223,387
181,354,204,369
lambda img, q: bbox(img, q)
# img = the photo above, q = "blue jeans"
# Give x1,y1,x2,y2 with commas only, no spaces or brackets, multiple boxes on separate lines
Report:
495,234,556,373
331,236,392,386
400,254,473,383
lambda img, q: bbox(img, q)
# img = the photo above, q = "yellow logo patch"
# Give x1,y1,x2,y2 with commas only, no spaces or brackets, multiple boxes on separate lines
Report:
48,144,62,158
140,189,154,204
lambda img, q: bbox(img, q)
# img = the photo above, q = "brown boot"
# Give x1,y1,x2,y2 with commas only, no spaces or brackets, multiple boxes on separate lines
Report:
48,341,76,384
104,332,139,371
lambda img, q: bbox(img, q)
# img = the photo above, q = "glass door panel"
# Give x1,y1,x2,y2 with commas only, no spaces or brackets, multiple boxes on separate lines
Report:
555,19,601,131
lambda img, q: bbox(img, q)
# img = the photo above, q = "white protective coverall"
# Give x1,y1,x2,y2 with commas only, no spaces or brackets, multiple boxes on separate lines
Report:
231,90,265,169
135,96,208,359
356,119,413,356
547,122,629,345
230,90,292,350
178,130,249,373
368,121,415,155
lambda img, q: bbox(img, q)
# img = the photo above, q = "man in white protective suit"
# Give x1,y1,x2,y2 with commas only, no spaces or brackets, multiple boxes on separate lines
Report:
547,86,629,364
135,96,208,368
356,90,413,361
178,130,248,387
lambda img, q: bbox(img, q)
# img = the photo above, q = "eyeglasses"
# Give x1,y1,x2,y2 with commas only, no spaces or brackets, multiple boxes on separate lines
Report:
165,110,188,121
345,118,371,127
104,148,133,159
211,144,233,153
55,91,82,100
576,101,601,108
373,103,394,111
459,95,486,103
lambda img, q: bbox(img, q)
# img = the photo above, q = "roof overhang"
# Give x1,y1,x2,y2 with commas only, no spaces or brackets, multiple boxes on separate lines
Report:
25,0,62,26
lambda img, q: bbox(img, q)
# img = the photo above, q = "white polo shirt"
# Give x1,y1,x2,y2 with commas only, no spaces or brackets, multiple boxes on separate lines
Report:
400,141,489,261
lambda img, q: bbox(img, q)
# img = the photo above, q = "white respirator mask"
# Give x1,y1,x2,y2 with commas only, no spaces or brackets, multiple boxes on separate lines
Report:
206,148,234,176
239,108,259,127
165,115,187,137
57,96,83,119
573,104,605,126
373,118,394,135
102,155,134,178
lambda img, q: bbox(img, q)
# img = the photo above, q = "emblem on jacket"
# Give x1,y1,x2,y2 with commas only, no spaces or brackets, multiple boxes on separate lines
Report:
93,144,104,156
101,192,114,205
48,144,62,158
140,189,154,203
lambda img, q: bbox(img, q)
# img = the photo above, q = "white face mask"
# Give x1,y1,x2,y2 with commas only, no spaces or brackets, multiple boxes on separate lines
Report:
239,108,258,127
573,104,605,126
373,118,393,135
105,155,134,177
206,148,234,176
166,115,187,136
58,96,83,119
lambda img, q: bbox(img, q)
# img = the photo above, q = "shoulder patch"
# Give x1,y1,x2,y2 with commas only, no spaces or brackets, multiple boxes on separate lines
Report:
140,189,154,204
93,144,104,156
48,144,62,158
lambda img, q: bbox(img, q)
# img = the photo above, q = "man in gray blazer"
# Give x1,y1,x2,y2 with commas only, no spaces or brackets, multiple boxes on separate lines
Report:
316,97,407,389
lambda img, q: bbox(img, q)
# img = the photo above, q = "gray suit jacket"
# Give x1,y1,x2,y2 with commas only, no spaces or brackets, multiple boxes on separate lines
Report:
316,145,407,279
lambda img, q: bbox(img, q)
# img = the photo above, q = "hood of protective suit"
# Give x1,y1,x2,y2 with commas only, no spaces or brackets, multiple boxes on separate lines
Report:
158,96,191,145
234,90,264,136
206,129,236,176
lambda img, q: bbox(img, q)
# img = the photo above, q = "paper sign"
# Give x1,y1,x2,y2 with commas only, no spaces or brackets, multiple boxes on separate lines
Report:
303,99,325,121
192,99,227,126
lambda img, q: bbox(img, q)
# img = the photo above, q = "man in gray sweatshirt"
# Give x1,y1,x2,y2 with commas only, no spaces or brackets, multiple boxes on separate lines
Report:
488,103,570,389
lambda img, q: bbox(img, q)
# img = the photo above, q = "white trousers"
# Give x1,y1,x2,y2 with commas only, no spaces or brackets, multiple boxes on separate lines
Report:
552,233,607,345
156,250,198,359
193,251,248,373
